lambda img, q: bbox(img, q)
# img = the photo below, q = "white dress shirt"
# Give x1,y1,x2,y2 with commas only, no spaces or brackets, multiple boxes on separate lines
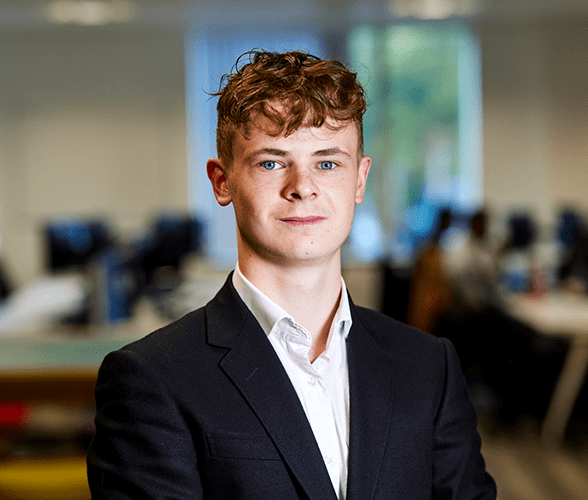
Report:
232,264,352,500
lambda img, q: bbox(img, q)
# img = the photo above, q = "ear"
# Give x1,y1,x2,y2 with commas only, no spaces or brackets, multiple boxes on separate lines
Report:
355,155,371,204
207,158,232,206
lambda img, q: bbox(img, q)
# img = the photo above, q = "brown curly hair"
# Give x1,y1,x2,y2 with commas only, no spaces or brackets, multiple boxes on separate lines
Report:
212,50,367,166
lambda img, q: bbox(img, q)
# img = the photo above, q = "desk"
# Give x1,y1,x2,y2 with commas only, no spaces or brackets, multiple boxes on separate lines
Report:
0,317,156,404
0,299,166,376
0,336,135,408
506,292,588,446
0,327,151,500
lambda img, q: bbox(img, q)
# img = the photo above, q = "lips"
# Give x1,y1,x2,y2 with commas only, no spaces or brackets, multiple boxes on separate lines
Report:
280,216,325,226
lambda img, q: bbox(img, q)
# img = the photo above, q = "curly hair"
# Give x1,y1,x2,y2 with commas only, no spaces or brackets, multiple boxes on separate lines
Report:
212,49,367,166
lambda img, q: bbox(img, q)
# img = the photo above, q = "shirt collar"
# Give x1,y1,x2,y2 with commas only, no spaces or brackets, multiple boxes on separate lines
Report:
232,263,352,341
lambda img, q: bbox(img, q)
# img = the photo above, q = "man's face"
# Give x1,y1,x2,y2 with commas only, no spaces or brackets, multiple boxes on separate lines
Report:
207,117,371,268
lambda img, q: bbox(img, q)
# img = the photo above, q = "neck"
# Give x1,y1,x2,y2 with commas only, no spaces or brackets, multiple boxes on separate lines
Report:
238,254,343,358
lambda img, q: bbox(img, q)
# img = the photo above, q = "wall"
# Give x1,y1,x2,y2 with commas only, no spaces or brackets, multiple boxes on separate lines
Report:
479,17,588,233
546,20,588,212
0,27,187,285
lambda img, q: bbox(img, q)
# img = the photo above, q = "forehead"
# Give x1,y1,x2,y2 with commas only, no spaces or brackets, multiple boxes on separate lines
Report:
234,115,361,156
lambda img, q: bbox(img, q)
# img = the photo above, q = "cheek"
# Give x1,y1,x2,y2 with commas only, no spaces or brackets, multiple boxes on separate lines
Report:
230,179,256,210
325,181,360,213
231,190,270,231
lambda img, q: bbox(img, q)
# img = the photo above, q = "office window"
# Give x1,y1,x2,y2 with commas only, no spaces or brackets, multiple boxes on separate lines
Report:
348,23,482,261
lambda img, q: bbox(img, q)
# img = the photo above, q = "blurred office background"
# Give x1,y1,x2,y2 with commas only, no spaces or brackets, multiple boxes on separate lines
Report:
1,0,588,498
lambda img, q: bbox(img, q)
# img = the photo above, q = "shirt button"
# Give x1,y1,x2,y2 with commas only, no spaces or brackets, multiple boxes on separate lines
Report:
308,376,318,386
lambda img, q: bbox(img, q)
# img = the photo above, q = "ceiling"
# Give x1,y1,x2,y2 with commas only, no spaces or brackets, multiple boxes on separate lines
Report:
1,0,587,31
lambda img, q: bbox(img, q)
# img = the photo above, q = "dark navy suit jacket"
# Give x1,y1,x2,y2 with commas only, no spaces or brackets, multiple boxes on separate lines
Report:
87,274,496,499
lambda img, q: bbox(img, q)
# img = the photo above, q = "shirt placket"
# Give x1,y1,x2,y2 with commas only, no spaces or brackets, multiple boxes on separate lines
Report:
286,337,341,495
305,366,342,490
278,319,346,499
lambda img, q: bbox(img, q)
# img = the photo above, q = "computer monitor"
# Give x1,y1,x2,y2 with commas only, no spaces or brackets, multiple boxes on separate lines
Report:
45,219,111,271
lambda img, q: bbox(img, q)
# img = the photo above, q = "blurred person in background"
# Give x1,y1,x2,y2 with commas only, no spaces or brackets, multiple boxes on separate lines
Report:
407,207,454,333
439,209,534,423
87,50,495,499
445,209,503,315
440,209,505,377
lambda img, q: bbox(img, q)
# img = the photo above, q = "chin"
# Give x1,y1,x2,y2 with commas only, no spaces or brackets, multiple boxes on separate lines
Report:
275,247,339,266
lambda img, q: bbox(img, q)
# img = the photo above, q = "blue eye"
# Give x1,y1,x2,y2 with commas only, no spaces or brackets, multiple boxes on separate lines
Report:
319,161,335,170
261,161,277,170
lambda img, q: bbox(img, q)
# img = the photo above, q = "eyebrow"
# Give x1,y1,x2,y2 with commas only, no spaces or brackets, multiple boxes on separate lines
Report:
312,147,352,158
244,147,352,163
244,148,287,164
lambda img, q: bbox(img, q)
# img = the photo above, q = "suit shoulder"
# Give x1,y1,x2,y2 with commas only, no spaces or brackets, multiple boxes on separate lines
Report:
120,307,207,362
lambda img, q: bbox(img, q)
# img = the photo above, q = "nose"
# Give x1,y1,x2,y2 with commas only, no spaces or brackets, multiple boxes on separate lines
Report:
283,166,318,201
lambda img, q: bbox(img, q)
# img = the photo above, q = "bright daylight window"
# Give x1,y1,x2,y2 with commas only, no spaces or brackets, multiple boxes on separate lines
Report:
347,23,482,263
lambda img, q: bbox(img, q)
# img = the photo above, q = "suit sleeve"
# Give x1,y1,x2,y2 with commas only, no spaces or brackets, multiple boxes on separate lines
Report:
87,348,203,499
433,338,497,499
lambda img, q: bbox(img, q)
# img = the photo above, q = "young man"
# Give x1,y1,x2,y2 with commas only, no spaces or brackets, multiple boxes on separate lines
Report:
87,50,496,499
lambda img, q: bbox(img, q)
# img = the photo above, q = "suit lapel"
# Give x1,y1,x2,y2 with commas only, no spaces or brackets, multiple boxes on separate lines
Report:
206,276,338,500
345,305,396,500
